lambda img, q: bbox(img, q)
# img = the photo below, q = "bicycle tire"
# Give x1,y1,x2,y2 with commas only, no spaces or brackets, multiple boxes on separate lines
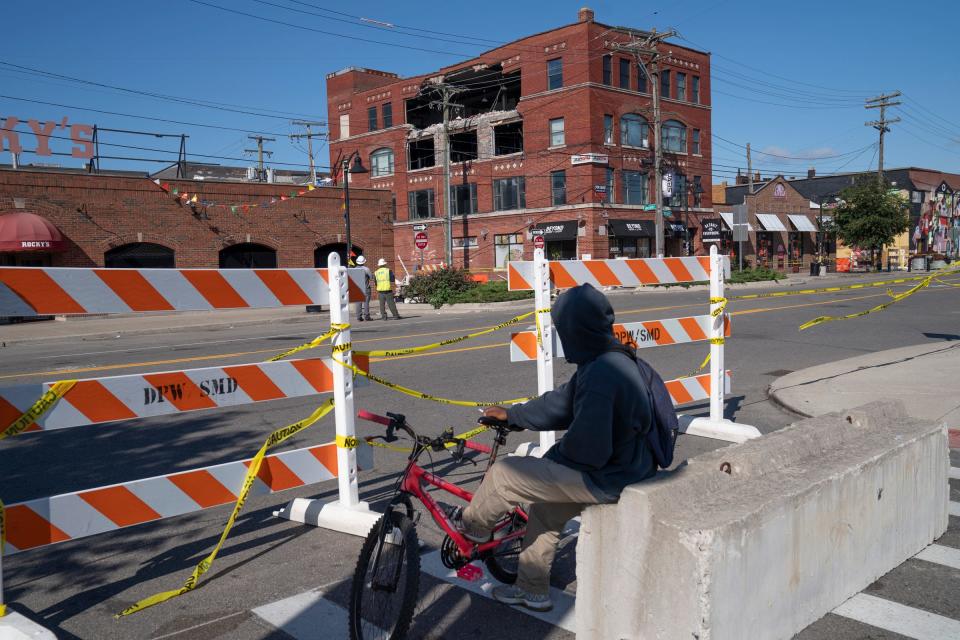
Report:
483,512,524,585
349,511,420,640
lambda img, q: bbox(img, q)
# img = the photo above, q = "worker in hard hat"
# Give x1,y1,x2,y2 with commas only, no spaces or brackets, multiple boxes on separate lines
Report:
374,258,402,320
354,255,373,321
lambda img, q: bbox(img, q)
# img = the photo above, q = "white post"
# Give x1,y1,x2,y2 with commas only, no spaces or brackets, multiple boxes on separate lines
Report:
534,248,556,452
709,244,725,424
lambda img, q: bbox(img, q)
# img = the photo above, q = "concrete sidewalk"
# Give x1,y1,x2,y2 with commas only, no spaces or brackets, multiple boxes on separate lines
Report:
769,340,960,425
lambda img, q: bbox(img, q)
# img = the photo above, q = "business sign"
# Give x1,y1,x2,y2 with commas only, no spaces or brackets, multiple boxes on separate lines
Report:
414,231,429,250
571,153,609,165
0,116,95,159
662,173,674,198
593,184,607,194
701,218,722,242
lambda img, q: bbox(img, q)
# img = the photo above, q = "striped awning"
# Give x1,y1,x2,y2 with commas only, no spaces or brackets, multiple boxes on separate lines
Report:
787,214,818,232
755,213,787,232
718,211,754,231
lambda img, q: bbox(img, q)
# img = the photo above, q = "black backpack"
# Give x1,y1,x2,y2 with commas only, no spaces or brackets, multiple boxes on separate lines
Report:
635,357,680,469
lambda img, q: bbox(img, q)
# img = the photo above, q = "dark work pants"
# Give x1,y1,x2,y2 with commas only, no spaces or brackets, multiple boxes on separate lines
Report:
378,291,399,319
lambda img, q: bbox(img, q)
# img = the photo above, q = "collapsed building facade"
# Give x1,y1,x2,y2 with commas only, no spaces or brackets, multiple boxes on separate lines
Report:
326,7,713,270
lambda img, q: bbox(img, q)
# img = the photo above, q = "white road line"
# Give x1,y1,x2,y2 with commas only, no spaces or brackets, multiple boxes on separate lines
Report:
833,593,960,639
419,550,576,633
915,544,960,571
252,587,365,640
950,467,960,480
950,502,960,518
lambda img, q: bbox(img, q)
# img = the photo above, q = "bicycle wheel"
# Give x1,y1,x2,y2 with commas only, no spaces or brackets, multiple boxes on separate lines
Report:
483,511,525,584
349,511,420,640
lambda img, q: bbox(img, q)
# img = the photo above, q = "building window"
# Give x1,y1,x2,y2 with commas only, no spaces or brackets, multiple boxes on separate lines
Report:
637,65,648,93
370,148,394,177
367,106,378,131
382,102,393,128
339,113,350,139
623,170,648,205
676,72,687,102
551,170,566,206
620,113,649,148
692,76,700,104
693,176,703,207
661,69,671,99
619,58,630,89
603,114,614,144
602,55,612,85
692,128,701,155
453,236,478,249
547,58,563,90
669,174,687,208
449,183,478,216
605,167,615,204
494,177,526,211
494,233,524,268
408,189,435,219
662,119,687,153
549,117,565,146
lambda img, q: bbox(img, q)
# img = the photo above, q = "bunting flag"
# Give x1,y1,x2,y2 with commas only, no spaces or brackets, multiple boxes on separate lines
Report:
153,180,320,211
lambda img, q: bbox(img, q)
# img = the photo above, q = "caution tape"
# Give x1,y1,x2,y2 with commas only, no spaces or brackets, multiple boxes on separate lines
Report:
534,308,551,348
338,424,491,454
357,312,536,358
709,297,727,318
116,399,337,618
728,269,960,302
798,275,938,331
1,379,77,441
333,356,532,408
266,323,350,362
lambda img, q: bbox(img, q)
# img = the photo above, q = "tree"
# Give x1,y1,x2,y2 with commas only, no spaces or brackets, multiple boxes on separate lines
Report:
829,179,910,269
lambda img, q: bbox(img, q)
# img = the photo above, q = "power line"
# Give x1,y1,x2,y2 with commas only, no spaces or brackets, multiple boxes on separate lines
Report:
865,91,901,181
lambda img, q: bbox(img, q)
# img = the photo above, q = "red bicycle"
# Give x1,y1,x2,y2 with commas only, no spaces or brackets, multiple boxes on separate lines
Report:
348,409,528,640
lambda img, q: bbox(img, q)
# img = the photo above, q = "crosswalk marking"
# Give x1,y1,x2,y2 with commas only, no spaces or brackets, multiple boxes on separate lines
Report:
915,544,960,571
950,467,960,480
950,502,960,518
252,587,360,639
833,593,960,640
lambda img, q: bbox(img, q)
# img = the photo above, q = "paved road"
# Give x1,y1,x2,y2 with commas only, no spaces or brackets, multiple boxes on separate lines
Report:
1,274,958,639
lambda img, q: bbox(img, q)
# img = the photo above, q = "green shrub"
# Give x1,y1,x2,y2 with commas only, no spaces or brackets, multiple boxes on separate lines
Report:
405,268,476,308
448,281,534,304
727,267,785,283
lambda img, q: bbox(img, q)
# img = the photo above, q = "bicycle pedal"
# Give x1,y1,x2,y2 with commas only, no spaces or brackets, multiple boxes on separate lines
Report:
456,564,484,582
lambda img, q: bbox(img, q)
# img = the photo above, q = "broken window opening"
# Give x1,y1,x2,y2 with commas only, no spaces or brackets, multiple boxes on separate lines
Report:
449,130,478,163
406,65,521,130
494,121,523,156
408,137,435,170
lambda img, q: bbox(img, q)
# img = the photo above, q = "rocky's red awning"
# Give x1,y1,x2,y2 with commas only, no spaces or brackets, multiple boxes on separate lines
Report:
0,212,66,252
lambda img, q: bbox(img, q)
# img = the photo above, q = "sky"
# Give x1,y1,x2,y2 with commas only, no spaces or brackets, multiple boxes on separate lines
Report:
3,0,959,184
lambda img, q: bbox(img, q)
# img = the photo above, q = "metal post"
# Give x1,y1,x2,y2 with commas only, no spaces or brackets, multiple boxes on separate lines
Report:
709,244,725,424
343,157,352,265
0,531,5,618
329,252,359,508
534,248,555,452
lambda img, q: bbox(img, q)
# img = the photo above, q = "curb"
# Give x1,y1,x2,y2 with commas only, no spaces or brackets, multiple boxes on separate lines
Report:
765,382,815,419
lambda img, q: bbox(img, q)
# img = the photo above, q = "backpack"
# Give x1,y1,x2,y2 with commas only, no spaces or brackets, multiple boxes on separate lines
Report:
635,357,680,469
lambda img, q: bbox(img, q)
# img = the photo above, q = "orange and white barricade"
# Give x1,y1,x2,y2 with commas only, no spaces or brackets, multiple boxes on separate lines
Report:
508,245,761,453
0,254,380,622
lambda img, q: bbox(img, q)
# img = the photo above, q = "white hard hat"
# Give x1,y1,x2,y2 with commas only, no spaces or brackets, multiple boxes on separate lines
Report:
355,255,366,265
377,258,387,267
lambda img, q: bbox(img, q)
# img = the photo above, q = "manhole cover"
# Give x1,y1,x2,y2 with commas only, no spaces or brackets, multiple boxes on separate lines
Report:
764,369,794,377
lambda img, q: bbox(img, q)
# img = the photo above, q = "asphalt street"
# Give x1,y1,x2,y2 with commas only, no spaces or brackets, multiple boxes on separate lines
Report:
1,273,959,639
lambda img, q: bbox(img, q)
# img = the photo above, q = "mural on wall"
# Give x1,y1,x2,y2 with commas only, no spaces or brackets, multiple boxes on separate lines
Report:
913,182,960,257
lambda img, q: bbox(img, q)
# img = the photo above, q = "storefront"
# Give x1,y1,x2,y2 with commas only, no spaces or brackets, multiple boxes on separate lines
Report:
0,211,67,266
755,213,787,268
717,211,754,263
607,219,654,258
786,214,818,265
532,220,578,260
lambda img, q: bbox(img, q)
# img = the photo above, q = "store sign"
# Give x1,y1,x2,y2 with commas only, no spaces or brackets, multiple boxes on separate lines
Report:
593,184,607,194
571,153,609,165
0,116,96,159
701,218,722,242
540,224,567,235
774,183,786,198
662,173,674,198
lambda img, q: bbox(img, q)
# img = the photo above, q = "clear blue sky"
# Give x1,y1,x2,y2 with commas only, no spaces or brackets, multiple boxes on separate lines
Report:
3,0,958,182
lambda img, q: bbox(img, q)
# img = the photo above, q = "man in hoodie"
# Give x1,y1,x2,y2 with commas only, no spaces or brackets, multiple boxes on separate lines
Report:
457,283,656,612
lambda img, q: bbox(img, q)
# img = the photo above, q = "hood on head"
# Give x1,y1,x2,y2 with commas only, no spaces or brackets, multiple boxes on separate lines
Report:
551,283,624,364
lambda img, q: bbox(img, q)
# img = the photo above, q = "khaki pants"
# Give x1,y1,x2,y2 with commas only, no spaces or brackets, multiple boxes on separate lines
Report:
378,291,399,319
462,456,605,595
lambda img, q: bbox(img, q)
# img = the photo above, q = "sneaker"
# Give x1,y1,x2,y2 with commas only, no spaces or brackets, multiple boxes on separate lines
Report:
358,317,365,322
440,503,489,544
491,585,553,612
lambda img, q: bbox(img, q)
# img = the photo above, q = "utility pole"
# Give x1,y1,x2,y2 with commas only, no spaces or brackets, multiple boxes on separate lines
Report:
746,142,754,194
865,91,901,183
428,81,464,268
615,27,677,257
290,121,325,184
245,135,275,181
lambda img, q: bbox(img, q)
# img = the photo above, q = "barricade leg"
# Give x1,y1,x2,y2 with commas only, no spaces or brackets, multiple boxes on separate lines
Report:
683,245,762,443
0,546,57,638
274,252,380,537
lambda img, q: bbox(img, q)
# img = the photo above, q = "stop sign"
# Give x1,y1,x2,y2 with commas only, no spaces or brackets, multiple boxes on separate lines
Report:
414,231,428,250
533,234,545,249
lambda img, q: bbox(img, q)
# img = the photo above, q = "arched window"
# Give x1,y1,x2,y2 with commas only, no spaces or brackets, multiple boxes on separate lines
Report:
370,148,395,177
218,243,277,268
663,120,687,153
314,243,363,267
104,242,175,268
620,114,649,148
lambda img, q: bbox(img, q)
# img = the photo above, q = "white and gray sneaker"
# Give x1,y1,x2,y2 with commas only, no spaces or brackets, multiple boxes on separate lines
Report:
491,585,554,612
439,503,490,544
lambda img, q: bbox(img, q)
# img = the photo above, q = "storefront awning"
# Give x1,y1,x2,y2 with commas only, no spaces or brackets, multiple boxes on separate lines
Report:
0,212,66,252
532,220,578,240
668,222,687,233
755,213,787,232
718,211,754,231
787,214,818,232
608,219,656,237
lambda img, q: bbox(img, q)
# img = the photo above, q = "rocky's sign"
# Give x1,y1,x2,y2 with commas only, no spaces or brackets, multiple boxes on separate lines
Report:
1,116,95,159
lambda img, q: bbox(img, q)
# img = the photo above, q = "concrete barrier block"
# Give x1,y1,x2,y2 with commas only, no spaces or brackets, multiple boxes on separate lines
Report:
576,401,949,640
0,611,58,639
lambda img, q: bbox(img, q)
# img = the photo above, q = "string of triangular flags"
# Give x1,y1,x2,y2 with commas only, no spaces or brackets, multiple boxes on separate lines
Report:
152,179,320,213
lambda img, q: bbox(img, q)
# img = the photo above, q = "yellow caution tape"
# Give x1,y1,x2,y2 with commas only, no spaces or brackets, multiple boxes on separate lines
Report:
709,297,727,318
116,399,337,618
534,308,551,349
799,273,937,331
266,323,350,362
682,352,712,378
933,276,960,288
1,379,77,441
340,425,491,454
0,497,5,617
333,356,532,407
357,312,535,358
729,269,960,301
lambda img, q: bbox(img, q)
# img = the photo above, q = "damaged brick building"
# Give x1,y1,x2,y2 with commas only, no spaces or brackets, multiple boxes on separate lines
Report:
327,7,713,270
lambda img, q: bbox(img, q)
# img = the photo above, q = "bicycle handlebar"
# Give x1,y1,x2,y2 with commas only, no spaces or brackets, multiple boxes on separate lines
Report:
357,409,392,426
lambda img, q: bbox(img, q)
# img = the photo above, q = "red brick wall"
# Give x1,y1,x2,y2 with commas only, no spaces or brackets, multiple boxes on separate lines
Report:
0,169,394,268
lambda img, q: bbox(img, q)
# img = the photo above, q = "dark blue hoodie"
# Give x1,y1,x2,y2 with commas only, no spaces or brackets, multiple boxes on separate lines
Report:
505,283,656,499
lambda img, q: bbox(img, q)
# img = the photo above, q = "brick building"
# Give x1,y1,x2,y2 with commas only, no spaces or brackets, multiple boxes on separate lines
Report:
326,7,713,270
0,166,392,269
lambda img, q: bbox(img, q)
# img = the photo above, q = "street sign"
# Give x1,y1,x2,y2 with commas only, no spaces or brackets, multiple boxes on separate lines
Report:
732,204,749,242
533,234,545,249
701,219,722,242
412,224,427,231
662,173,674,198
414,231,428,250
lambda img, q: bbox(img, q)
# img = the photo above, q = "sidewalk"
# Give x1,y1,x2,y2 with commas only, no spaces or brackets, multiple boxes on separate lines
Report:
769,340,960,426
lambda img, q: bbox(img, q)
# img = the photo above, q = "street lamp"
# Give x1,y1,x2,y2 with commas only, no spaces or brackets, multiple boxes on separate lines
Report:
341,152,367,266
688,179,704,256
817,194,840,267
